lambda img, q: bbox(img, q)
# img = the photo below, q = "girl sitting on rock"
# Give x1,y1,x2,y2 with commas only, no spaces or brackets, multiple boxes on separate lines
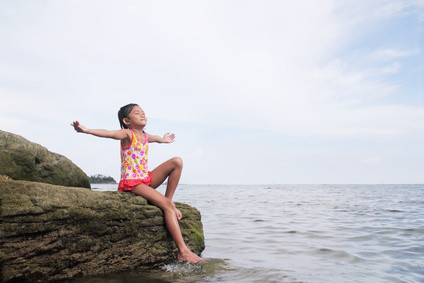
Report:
71,103,203,264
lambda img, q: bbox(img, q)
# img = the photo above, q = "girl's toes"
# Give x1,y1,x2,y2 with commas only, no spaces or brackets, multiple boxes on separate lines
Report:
175,208,182,220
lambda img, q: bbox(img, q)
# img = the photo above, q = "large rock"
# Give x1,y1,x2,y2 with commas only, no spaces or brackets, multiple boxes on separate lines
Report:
0,130,90,188
0,180,205,282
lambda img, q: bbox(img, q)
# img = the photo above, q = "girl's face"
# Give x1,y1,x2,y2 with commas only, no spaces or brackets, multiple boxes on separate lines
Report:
125,105,147,129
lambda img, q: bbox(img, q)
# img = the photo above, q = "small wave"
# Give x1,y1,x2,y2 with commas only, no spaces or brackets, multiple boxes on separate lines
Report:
316,248,364,263
402,228,424,233
263,186,275,190
386,209,403,213
160,261,203,275
157,258,232,281
210,266,296,282
381,245,424,259
399,200,424,204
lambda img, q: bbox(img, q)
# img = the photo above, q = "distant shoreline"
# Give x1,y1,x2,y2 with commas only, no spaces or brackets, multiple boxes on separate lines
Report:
88,174,117,184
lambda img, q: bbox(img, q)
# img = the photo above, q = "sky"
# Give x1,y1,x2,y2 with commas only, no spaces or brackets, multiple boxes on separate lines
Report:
1,0,423,184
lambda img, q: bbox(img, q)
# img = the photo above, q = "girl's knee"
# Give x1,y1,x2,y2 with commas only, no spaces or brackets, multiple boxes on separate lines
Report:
172,157,183,168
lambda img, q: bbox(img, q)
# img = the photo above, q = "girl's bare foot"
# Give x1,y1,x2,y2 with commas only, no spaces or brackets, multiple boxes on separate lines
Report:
175,207,182,220
170,202,182,220
177,250,203,264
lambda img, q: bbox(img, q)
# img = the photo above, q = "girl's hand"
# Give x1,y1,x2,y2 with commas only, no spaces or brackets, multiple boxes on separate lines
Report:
71,121,88,133
162,132,175,143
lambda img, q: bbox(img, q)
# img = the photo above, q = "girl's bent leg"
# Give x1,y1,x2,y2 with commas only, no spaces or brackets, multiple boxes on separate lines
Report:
150,157,183,199
150,157,183,219
131,184,201,263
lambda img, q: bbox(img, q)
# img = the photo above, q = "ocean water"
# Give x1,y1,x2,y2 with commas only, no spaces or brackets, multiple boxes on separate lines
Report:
76,184,424,282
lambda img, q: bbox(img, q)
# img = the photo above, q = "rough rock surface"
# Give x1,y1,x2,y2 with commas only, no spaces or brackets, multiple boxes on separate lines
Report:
0,180,205,282
0,130,90,188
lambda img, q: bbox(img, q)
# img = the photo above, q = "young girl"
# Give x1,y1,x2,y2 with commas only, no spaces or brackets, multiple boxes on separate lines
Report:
71,103,203,264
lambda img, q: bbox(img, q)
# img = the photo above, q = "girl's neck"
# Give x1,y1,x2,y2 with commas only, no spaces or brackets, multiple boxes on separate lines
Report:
130,127,144,134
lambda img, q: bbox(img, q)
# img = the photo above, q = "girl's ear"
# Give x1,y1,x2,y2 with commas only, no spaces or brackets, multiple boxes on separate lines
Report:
123,118,130,127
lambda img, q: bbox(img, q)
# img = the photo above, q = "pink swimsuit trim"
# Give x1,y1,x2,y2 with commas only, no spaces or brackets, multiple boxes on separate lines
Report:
118,171,152,191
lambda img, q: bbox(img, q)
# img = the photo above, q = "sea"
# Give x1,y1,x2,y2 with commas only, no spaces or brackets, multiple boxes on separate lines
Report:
70,184,424,282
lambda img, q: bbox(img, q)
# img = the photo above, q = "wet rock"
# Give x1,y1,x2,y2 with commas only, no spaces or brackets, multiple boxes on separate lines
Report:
0,180,205,282
0,130,90,188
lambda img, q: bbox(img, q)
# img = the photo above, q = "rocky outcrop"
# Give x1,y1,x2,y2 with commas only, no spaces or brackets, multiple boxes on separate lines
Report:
0,180,205,282
0,130,90,188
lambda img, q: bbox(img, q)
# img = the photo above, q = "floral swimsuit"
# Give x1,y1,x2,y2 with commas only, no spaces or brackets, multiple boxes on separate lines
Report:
118,130,152,191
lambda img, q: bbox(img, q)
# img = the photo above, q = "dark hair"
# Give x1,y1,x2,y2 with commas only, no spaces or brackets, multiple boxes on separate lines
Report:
118,103,138,129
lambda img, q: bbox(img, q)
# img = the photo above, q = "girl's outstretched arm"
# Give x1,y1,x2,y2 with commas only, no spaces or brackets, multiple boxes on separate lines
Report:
147,132,175,143
71,121,131,140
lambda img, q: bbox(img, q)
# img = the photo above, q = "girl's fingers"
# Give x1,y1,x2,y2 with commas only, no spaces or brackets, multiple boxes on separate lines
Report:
164,132,175,142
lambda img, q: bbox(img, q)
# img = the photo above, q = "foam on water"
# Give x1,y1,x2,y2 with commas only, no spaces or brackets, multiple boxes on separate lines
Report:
156,258,231,281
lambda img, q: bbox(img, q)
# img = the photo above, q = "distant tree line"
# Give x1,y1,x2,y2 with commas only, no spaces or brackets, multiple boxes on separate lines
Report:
88,174,117,184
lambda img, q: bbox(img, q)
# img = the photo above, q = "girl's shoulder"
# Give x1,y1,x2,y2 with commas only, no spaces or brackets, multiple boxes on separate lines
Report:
120,129,135,150
122,129,134,139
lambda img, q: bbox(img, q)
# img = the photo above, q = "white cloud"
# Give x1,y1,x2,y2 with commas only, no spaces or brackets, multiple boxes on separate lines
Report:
331,0,422,29
368,48,417,61
312,58,402,105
